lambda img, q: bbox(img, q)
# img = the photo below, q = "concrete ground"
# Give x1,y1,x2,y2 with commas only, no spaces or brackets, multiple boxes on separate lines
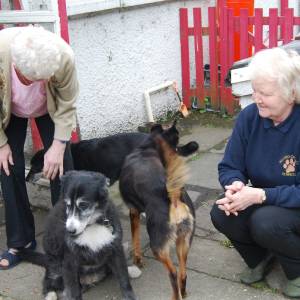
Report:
0,113,290,300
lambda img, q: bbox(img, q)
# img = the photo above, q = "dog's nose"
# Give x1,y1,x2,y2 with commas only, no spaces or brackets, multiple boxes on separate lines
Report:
67,227,77,235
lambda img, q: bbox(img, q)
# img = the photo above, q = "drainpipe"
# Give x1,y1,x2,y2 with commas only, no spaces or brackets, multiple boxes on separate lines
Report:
144,80,175,123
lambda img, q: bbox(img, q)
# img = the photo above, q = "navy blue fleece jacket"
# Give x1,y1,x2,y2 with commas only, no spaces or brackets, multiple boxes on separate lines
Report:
218,103,300,208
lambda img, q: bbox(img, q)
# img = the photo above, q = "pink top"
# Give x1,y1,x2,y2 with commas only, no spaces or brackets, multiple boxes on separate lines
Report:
11,64,48,118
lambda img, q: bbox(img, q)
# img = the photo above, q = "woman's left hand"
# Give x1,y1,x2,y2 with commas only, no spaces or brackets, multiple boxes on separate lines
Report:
216,186,263,213
43,140,66,180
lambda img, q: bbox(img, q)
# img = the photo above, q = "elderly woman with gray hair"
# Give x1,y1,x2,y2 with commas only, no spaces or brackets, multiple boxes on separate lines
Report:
210,47,300,298
0,26,78,270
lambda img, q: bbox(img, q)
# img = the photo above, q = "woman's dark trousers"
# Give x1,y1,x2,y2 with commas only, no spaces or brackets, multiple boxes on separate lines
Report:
1,114,73,249
210,203,300,280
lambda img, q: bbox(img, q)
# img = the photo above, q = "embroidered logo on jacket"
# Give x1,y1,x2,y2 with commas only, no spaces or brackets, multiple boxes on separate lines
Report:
280,155,297,176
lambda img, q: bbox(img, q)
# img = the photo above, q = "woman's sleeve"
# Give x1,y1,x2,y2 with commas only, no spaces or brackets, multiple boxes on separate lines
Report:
264,184,300,208
0,72,7,147
218,111,249,188
51,52,79,141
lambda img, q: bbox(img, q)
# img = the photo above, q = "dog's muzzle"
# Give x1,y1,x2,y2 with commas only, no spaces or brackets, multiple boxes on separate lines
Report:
66,216,86,236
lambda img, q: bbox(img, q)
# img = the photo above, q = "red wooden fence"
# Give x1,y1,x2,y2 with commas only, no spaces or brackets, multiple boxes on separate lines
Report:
180,5,300,115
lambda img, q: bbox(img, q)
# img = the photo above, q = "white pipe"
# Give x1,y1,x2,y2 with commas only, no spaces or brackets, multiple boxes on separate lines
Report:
144,80,175,123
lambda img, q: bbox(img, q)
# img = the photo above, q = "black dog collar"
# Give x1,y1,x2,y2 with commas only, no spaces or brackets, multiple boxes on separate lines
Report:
101,217,115,234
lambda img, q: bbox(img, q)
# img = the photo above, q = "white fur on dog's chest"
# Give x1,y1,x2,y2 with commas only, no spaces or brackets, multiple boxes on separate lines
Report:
75,224,115,252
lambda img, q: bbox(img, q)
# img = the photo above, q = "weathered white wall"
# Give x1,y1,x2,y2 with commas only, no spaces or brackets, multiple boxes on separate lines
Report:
67,0,215,138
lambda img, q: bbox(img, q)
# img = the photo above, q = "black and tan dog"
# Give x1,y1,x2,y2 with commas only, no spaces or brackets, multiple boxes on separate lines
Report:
119,123,195,300
21,171,137,300
26,126,199,185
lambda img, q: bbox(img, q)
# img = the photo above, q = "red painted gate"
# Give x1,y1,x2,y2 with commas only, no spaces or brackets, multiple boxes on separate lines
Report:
180,1,300,115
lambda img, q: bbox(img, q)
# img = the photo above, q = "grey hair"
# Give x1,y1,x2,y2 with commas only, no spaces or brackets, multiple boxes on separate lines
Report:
11,26,61,80
248,47,300,104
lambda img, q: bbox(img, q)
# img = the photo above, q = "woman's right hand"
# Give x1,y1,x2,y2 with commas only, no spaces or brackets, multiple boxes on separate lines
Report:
225,181,245,194
0,143,14,176
217,181,245,216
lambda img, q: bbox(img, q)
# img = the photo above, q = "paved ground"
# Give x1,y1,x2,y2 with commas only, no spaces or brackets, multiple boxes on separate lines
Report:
0,114,290,300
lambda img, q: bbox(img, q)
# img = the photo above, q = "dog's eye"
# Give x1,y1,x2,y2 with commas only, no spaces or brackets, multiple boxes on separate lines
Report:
65,203,71,213
78,202,89,210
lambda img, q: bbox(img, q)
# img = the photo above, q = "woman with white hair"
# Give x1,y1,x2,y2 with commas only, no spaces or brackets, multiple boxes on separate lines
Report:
210,47,300,298
0,26,78,269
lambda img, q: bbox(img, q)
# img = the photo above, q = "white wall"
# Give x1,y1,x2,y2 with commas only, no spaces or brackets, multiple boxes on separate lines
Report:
66,0,214,139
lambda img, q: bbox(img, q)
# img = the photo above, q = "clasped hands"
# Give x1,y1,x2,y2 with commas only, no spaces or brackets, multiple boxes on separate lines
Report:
216,181,264,216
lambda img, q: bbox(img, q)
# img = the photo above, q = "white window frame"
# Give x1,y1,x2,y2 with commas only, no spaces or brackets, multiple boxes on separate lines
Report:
0,0,60,34
67,0,170,17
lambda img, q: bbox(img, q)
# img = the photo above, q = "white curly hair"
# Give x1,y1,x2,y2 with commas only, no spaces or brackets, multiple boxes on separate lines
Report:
248,47,300,104
11,26,61,80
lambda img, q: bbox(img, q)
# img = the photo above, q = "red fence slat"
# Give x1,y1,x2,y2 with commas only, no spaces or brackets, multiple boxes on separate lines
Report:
193,8,204,107
280,0,289,14
12,0,22,9
240,9,249,59
180,8,191,107
220,5,229,77
269,8,278,48
254,8,263,52
228,8,234,68
208,7,218,109
283,8,293,44
0,1,3,30
280,0,289,39
58,0,69,43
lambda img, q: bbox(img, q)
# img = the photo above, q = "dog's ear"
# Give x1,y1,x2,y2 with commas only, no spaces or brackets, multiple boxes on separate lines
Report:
169,119,178,134
60,170,76,185
162,121,179,148
172,119,177,128
150,123,163,134
97,174,109,201
59,170,77,199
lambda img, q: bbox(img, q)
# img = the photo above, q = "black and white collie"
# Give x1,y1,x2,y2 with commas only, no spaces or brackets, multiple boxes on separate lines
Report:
21,171,137,300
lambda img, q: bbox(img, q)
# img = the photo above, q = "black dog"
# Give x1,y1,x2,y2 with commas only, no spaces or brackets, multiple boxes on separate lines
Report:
26,124,199,185
119,123,195,300
26,132,147,185
21,171,137,300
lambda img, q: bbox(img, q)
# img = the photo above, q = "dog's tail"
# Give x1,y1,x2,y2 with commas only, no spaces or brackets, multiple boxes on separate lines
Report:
157,137,192,224
19,249,47,267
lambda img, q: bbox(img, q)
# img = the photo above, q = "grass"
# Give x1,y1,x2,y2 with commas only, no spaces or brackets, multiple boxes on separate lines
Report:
144,105,238,134
251,281,279,294
220,239,234,248
185,109,236,128
187,152,203,162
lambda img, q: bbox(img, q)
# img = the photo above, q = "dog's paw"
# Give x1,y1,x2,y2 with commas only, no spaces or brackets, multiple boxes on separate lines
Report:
133,257,145,269
128,265,142,279
45,291,58,300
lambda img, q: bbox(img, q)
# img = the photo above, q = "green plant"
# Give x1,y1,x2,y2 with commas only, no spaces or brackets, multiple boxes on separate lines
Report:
251,282,278,293
157,110,177,123
220,239,234,248
187,152,202,162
